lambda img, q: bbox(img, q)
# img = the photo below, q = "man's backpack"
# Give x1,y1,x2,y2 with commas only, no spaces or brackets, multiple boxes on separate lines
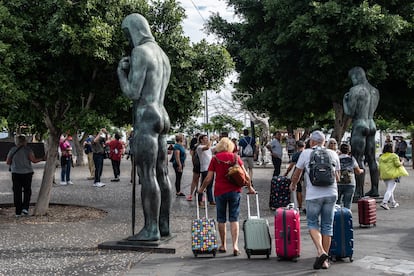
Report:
308,147,335,186
242,137,254,157
339,156,354,184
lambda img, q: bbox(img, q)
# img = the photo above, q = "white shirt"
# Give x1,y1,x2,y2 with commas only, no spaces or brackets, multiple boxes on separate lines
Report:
196,144,212,172
296,147,340,200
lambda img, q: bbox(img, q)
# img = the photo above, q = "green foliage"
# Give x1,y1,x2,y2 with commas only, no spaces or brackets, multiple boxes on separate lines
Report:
207,0,414,129
0,0,234,136
209,114,244,133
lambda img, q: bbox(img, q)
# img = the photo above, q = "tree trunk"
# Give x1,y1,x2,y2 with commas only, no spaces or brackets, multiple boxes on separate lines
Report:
72,132,85,166
331,102,352,144
33,133,60,216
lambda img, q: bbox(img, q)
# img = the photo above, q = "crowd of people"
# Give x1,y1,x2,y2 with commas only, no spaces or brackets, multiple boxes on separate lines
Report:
5,127,409,269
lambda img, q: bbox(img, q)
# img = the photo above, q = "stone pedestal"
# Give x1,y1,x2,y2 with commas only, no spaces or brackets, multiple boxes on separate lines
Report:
98,235,176,254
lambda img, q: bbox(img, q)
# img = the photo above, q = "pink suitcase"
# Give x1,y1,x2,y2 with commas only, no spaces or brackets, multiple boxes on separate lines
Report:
275,204,300,261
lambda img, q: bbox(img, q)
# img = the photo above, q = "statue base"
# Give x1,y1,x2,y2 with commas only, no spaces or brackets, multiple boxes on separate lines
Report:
98,235,176,254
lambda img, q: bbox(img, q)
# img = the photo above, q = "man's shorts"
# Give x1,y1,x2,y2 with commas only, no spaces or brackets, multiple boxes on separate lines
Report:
241,157,254,169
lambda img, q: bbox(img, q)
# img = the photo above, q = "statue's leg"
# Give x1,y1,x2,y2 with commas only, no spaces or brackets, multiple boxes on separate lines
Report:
128,136,161,241
364,137,379,197
157,134,172,237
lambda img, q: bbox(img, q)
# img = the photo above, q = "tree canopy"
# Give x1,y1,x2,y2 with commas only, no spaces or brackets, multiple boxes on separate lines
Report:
0,0,233,214
207,0,414,140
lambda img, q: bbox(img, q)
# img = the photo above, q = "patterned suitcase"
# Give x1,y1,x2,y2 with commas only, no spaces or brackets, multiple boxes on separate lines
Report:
269,176,291,209
329,205,354,262
192,194,218,257
358,197,377,227
275,204,300,261
243,193,272,259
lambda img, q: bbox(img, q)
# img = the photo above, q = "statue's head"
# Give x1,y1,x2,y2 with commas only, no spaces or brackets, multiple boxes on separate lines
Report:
122,13,154,47
348,66,367,85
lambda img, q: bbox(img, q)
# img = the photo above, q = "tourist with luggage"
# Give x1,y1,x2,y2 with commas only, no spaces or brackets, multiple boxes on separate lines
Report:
289,130,340,269
198,137,256,256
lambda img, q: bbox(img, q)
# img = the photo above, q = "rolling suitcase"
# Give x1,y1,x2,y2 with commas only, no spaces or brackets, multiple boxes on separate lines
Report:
269,176,291,209
358,197,377,227
275,203,300,261
191,193,218,257
243,193,272,259
329,205,354,262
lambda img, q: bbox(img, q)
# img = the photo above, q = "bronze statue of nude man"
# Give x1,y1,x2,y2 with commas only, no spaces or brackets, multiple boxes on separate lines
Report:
117,13,172,241
343,66,380,199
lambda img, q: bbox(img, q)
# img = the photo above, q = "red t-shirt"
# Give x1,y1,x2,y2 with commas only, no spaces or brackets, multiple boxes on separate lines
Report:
108,139,123,161
209,151,243,197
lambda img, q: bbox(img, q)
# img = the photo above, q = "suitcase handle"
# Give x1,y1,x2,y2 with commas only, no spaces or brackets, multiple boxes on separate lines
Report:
247,193,260,219
196,192,208,219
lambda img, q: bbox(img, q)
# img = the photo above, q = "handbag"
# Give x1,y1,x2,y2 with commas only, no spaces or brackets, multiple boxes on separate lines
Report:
216,153,250,187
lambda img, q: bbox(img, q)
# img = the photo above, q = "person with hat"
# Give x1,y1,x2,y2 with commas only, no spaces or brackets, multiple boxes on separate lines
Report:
289,130,340,270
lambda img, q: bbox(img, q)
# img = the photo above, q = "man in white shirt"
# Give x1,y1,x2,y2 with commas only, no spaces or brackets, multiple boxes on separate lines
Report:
289,130,340,270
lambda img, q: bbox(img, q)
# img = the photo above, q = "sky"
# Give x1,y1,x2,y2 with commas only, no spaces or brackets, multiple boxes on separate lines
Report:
180,0,236,43
179,0,248,130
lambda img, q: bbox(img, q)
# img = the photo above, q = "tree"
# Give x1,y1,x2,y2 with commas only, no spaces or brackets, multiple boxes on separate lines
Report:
207,0,413,142
0,0,233,215
209,114,243,133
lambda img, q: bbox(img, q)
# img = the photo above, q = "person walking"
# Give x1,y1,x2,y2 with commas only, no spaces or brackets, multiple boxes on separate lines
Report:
187,133,201,201
289,130,340,270
337,143,364,209
196,134,215,206
284,140,306,212
6,135,44,217
378,143,409,210
107,133,124,182
198,137,256,256
238,129,256,179
267,131,283,176
171,134,186,197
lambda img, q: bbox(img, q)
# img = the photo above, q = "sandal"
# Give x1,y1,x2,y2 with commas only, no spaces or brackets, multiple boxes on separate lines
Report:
233,249,240,256
313,253,329,269
218,246,226,253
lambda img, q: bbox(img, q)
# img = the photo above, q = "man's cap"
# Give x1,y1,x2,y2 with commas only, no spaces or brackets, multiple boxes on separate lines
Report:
310,130,325,143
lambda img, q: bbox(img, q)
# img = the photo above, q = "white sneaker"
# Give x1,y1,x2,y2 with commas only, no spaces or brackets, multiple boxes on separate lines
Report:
93,182,105,187
67,181,74,185
380,202,390,210
60,181,67,185
391,202,399,208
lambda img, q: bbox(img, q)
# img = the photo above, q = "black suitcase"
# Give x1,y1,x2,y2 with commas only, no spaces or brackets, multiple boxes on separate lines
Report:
269,176,291,209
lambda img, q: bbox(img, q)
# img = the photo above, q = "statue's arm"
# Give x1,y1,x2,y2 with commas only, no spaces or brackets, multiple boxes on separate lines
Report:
118,47,148,100
343,91,355,117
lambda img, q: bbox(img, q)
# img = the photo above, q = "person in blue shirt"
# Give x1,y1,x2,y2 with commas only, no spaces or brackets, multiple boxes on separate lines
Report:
171,134,187,197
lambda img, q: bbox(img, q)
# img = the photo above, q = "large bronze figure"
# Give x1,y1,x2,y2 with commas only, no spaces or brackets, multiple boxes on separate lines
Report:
343,67,380,198
117,13,172,241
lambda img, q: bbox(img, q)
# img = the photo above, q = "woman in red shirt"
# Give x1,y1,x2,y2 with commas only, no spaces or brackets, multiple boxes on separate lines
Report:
198,137,255,256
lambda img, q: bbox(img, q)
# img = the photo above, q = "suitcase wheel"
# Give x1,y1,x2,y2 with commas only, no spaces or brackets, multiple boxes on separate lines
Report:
213,250,216,257
349,256,353,262
266,254,270,259
246,250,251,259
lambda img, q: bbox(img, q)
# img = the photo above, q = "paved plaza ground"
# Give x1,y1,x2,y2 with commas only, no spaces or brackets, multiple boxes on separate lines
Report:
1,154,414,275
